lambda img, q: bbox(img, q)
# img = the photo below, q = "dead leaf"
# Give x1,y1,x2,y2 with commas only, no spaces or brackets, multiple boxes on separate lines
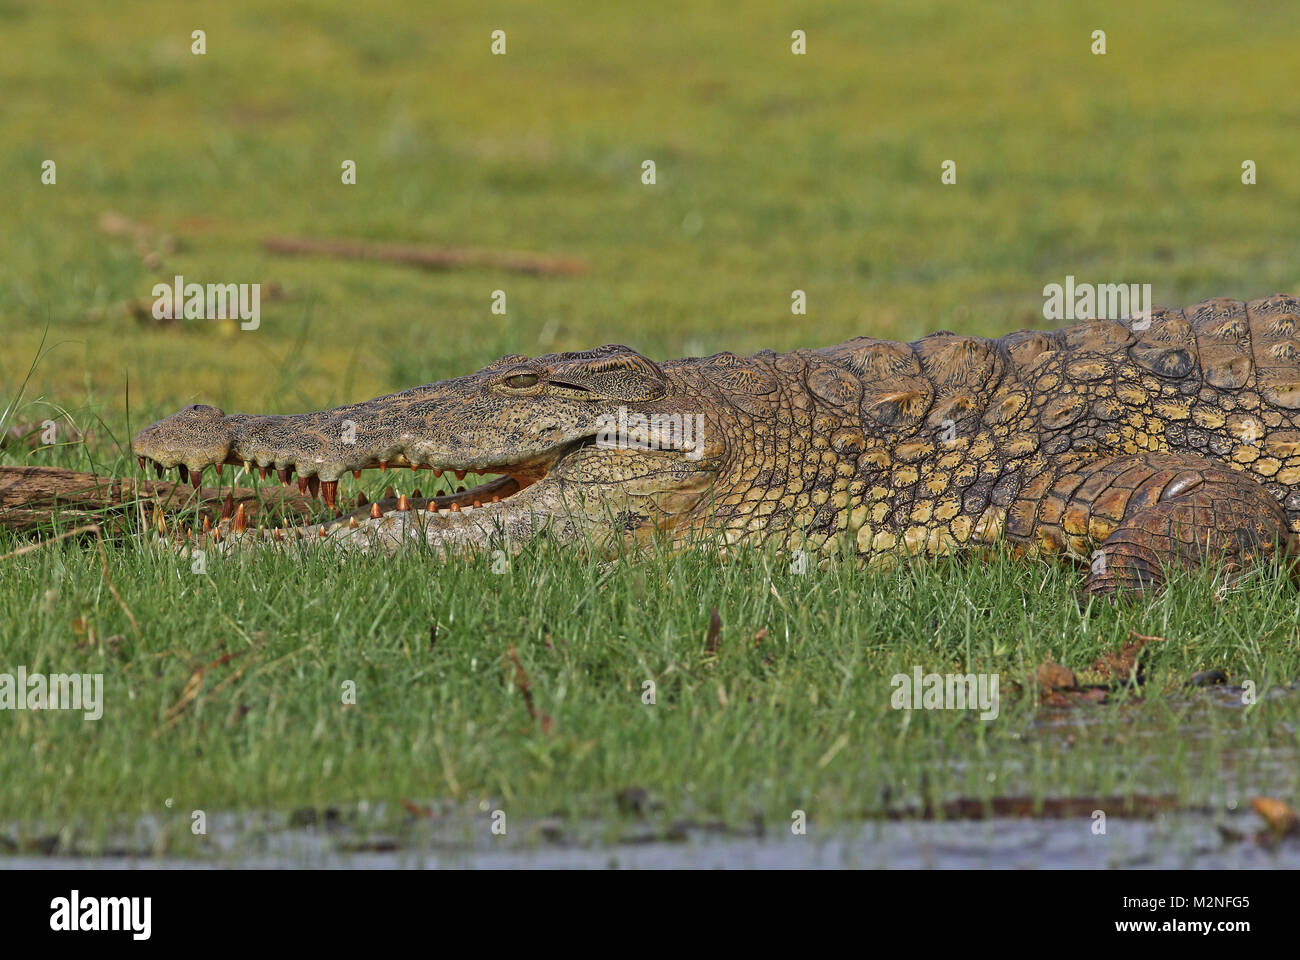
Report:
1091,630,1167,680
1033,661,1077,691
400,798,433,818
1250,796,1300,835
704,607,721,656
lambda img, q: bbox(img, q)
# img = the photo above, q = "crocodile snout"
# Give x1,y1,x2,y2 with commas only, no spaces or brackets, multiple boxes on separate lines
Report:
132,403,235,477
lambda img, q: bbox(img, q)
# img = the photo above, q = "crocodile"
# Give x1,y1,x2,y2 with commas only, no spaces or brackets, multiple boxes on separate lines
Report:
131,295,1300,596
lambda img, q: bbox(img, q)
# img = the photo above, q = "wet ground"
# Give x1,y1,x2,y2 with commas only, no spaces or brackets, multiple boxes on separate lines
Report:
4,683,1297,869
4,813,1299,869
4,790,1298,870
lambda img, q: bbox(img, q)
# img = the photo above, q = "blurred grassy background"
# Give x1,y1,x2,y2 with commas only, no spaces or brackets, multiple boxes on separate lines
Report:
2,0,1297,449
2,0,1299,844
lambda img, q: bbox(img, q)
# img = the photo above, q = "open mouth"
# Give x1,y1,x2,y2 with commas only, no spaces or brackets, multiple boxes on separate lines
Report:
134,436,598,526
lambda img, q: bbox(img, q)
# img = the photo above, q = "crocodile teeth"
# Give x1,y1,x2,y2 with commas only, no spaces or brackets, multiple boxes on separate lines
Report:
278,467,292,485
370,502,382,519
177,464,189,484
321,480,337,509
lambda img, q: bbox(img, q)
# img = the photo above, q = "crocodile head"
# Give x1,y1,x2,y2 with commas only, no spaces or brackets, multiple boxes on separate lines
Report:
132,346,724,554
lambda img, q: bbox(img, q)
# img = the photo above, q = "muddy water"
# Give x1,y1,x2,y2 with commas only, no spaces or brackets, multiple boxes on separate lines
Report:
4,815,1299,869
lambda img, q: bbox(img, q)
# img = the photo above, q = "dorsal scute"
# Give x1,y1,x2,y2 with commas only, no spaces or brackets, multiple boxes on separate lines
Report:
816,337,921,379
1248,295,1300,408
1187,298,1252,389
703,362,779,399
804,359,862,409
913,333,1010,432
1128,307,1198,380
671,351,780,415
814,337,931,430
1061,319,1134,352
913,333,1004,393
999,329,1061,371
696,351,742,366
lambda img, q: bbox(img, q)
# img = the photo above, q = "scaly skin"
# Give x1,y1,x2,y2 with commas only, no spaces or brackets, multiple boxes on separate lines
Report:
132,295,1300,596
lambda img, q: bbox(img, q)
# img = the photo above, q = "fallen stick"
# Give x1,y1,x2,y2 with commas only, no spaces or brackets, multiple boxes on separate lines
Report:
0,466,325,533
261,235,587,276
507,646,553,734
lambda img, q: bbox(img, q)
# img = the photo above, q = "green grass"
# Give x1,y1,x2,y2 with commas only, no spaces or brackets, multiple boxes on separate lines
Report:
1,0,1299,851
1,527,1299,849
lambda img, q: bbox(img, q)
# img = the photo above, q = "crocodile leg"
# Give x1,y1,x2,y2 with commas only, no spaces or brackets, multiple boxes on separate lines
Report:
1009,453,1298,597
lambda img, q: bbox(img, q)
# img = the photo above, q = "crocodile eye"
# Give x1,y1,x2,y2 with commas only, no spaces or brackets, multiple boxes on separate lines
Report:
504,373,540,389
